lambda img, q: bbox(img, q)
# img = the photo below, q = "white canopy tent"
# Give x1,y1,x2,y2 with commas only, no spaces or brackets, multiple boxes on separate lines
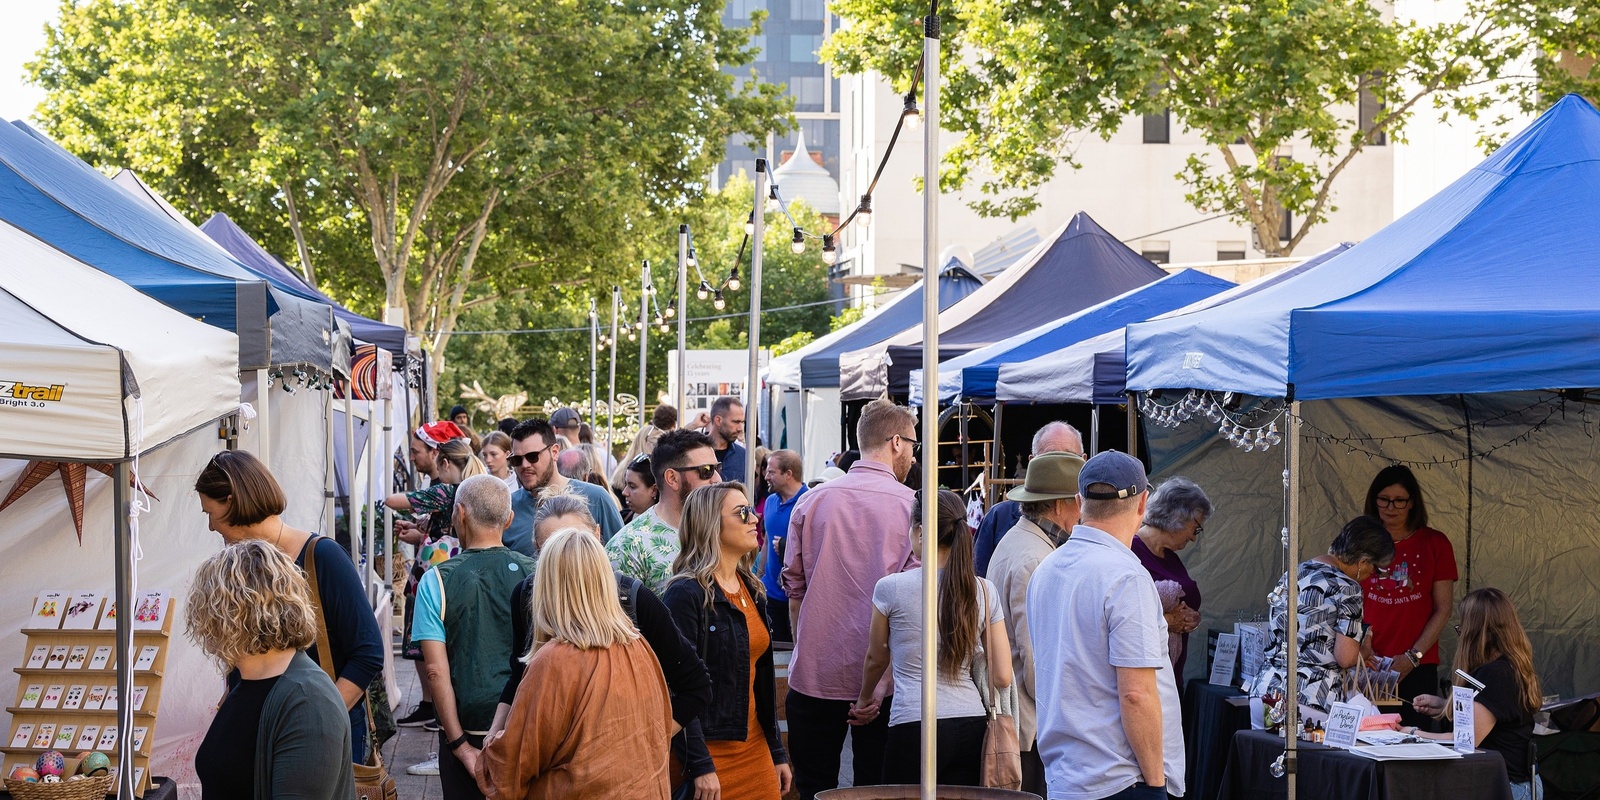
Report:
0,219,240,796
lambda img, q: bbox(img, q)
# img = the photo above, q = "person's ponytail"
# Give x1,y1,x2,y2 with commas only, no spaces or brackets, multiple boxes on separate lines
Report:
921,489,979,680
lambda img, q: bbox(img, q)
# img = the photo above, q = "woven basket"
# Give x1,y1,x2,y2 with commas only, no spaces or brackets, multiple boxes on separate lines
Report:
4,774,115,800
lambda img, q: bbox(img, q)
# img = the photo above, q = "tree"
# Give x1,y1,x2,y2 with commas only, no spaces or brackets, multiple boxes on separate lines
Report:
824,0,1573,255
29,0,790,374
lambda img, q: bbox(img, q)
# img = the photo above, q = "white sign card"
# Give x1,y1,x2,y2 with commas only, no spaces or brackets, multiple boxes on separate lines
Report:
1324,701,1365,749
1453,686,1478,754
1209,633,1241,686
1236,622,1270,681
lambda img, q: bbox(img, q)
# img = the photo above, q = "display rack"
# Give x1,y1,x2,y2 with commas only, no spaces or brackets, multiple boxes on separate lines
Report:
5,595,172,797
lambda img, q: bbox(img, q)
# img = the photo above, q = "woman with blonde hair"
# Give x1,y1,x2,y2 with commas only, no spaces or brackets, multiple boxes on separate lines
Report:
387,437,486,575
478,529,673,798
1407,588,1542,799
663,482,792,800
189,540,356,799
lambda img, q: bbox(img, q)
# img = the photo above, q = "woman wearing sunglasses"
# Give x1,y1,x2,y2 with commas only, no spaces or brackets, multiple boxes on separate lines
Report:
1360,464,1459,728
662,482,792,800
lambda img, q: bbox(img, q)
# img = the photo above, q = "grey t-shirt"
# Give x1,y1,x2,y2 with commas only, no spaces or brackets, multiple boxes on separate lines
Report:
872,567,1004,727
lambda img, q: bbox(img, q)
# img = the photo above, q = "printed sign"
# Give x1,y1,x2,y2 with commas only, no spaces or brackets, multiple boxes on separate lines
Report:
1453,686,1478,754
1236,622,1269,682
1325,701,1365,749
668,349,770,415
1209,633,1240,686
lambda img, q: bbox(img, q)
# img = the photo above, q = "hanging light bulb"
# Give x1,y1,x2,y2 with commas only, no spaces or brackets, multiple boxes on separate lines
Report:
856,195,873,228
686,247,698,269
726,268,741,292
665,299,677,318
653,314,665,327
901,91,921,130
790,227,805,254
627,329,638,342
766,184,782,213
713,290,727,310
821,233,838,265
697,280,711,300
744,211,755,236
658,321,671,334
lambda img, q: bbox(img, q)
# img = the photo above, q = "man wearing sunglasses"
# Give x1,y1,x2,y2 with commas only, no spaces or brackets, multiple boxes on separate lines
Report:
606,428,722,593
781,399,920,800
502,418,623,557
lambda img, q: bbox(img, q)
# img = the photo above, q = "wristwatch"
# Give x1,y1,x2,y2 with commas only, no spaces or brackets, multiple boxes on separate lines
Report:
1404,649,1423,667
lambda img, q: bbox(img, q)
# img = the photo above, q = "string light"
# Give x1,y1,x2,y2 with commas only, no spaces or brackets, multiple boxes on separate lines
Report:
686,247,698,269
902,92,921,130
855,195,874,228
712,290,727,310
743,211,755,236
665,299,677,318
697,281,712,300
790,227,806,254
822,233,838,265
766,184,782,213
726,268,742,292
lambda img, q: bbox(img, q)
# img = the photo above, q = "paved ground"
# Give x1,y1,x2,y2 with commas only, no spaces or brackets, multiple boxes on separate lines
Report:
384,659,442,799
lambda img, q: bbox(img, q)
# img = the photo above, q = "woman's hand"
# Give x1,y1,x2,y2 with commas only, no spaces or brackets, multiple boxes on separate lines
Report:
1163,603,1201,634
693,771,721,800
775,762,794,794
1411,694,1447,719
848,697,880,726
395,519,426,546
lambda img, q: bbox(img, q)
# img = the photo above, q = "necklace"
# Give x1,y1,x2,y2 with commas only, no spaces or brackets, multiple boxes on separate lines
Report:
273,519,286,549
721,578,747,608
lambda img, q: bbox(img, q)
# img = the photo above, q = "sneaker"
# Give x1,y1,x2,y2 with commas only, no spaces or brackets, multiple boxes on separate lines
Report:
396,702,435,728
423,719,441,732
405,756,439,776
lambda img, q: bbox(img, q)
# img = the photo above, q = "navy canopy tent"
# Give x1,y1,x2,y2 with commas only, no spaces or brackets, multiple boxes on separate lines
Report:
1127,94,1600,400
201,212,409,359
841,212,1167,400
914,269,1236,404
772,262,984,389
0,121,338,374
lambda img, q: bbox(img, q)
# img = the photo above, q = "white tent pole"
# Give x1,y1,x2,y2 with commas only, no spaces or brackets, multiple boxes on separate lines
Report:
608,285,620,456
383,396,395,612
324,383,336,534
747,159,765,489
677,227,689,417
367,398,380,605
920,8,942,796
589,297,599,426
639,262,651,431
1284,400,1303,797
344,385,358,565
1091,404,1101,456
256,368,272,467
112,462,135,799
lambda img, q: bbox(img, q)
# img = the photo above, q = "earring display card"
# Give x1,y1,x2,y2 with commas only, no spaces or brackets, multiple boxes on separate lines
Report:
61,592,103,630
65,645,89,669
28,591,66,630
105,686,118,710
133,645,159,671
130,726,147,751
88,645,111,670
82,685,107,711
10,725,34,749
18,684,43,709
96,600,116,630
130,685,148,711
52,725,75,750
25,645,49,669
95,725,117,751
131,590,169,631
75,725,99,751
62,685,86,710
32,723,55,748
40,685,64,709
45,645,69,669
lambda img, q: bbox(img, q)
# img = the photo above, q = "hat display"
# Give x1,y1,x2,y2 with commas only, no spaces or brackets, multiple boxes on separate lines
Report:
1078,450,1149,499
550,407,582,429
1006,452,1085,503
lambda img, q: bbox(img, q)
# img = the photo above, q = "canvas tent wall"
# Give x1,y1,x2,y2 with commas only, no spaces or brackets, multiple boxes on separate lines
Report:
0,218,241,796
1125,95,1600,696
839,212,1167,400
910,269,1236,405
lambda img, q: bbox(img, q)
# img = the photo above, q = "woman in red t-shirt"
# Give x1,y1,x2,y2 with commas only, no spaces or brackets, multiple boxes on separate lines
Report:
1360,465,1458,728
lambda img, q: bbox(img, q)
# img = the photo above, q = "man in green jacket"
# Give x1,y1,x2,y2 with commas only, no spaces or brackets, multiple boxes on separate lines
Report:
413,474,536,799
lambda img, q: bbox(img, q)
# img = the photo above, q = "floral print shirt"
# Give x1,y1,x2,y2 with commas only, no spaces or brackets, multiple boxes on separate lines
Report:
604,507,679,594
1246,559,1364,710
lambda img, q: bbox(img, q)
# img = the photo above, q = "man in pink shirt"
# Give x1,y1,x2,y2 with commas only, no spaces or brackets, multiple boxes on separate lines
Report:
782,399,919,799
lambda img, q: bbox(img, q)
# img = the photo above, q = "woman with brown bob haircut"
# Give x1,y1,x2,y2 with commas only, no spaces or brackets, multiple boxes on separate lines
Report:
188,540,356,799
193,451,385,764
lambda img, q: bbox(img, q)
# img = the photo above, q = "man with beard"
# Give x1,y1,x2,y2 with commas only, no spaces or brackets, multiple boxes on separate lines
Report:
707,396,747,482
502,418,623,557
605,428,722,593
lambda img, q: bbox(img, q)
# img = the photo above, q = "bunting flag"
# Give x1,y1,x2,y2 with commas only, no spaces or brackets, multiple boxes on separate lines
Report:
0,461,157,542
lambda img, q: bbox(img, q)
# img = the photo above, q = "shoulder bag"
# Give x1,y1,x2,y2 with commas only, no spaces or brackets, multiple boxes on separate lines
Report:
971,582,1023,790
306,538,399,800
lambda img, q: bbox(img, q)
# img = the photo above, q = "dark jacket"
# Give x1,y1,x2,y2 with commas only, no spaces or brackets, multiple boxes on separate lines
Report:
253,652,357,800
661,574,787,766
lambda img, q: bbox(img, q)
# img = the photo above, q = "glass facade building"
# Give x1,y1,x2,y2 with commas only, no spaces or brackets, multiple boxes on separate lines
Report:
717,0,841,187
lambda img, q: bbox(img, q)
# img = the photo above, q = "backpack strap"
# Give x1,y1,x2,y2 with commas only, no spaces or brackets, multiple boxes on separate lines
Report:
302,536,337,681
615,571,643,626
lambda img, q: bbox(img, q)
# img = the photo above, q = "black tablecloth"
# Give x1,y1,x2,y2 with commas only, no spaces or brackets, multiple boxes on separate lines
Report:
1219,729,1513,800
1185,681,1252,800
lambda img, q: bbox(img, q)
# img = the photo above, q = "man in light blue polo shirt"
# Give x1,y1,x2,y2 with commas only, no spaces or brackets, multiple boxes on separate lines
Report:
1027,450,1184,800
502,417,623,556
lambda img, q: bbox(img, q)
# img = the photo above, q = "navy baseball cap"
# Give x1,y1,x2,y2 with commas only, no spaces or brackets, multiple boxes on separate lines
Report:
1077,450,1149,500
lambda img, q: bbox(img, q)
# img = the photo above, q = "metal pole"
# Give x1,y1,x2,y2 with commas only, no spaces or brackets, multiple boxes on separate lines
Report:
1284,401,1303,798
324,381,336,532
992,401,1005,508
367,399,379,604
589,296,599,427
383,396,394,613
1127,398,1139,457
112,462,134,799
677,227,689,418
920,10,942,797
639,262,651,430
1091,404,1101,456
747,159,766,489
608,285,620,457
343,384,357,563
256,367,272,467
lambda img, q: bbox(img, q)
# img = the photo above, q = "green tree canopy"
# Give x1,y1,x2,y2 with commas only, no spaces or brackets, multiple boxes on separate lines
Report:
824,0,1585,256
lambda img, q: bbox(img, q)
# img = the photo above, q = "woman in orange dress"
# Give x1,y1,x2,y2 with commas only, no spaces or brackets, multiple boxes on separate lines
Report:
663,482,793,800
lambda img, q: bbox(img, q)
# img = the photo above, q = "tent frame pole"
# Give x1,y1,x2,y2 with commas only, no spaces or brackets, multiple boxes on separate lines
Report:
919,10,942,798
747,160,766,489
324,383,336,533
991,401,1004,507
677,227,689,417
366,399,379,604
1090,404,1101,456
639,264,651,431
1284,400,1303,797
383,396,395,612
113,463,135,799
1126,399,1138,457
343,387,358,565
256,368,272,467
608,286,620,456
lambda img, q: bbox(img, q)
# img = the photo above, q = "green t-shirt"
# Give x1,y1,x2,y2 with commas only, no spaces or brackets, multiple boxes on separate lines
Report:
413,547,535,732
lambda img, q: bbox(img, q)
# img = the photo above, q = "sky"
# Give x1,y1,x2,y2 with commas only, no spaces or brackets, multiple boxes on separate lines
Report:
1,0,60,123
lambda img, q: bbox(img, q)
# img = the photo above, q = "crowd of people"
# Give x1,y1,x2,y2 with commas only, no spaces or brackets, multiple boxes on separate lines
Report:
179,398,1547,800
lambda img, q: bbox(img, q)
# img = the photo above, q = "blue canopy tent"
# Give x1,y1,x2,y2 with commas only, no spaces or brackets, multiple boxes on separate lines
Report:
910,269,1236,405
996,244,1350,404
0,121,339,374
840,212,1168,400
1120,95,1600,701
200,212,410,359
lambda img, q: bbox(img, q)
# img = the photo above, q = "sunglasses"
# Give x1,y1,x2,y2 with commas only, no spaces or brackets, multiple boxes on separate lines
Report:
670,463,720,481
507,445,553,467
632,453,652,466
888,433,922,457
728,504,758,524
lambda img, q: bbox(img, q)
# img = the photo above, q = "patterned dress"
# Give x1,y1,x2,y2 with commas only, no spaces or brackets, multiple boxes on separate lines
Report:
1246,559,1364,710
604,507,679,594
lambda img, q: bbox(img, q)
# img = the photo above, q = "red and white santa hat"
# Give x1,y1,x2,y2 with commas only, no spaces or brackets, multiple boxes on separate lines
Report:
414,420,468,448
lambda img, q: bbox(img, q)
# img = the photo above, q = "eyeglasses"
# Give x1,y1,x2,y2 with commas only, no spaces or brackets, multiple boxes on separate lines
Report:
888,433,921,457
507,445,553,467
1374,496,1412,509
1453,624,1461,634
1192,522,1204,536
727,504,757,524
1370,562,1393,578
670,463,721,481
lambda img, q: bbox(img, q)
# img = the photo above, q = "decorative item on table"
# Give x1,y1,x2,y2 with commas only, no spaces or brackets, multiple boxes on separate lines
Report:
9,765,38,783
1343,663,1402,705
74,752,108,777
1261,691,1285,734
34,751,65,778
